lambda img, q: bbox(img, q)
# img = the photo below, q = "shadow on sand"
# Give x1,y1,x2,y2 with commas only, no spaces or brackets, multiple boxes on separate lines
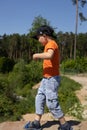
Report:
42,120,81,129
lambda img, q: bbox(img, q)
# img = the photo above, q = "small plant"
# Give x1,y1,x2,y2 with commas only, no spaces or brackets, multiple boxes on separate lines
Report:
67,103,83,120
59,76,82,118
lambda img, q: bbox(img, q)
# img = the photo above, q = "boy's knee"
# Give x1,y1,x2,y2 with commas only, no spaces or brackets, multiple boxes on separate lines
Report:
46,98,58,110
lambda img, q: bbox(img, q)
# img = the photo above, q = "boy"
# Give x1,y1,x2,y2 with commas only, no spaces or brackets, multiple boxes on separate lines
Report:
24,25,73,130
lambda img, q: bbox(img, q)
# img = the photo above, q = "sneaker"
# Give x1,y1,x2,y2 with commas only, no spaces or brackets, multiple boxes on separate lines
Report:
58,122,73,130
24,121,42,130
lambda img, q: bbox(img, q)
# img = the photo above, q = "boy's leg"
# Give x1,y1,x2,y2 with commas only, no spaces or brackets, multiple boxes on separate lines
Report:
35,79,46,121
34,114,42,121
59,116,66,125
46,76,64,118
24,79,46,129
45,76,73,130
58,116,73,130
24,91,44,129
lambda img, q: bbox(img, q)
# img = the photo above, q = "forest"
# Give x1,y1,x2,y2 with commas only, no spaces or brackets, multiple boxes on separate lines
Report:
0,14,87,60
0,15,87,73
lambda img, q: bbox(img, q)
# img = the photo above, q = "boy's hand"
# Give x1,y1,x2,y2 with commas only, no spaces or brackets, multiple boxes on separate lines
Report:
33,54,39,61
33,49,54,60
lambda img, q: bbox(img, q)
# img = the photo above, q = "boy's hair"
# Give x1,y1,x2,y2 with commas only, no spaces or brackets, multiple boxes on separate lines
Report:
32,25,57,39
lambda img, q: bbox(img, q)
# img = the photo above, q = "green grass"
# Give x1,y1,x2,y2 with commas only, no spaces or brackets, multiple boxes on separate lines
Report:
59,76,83,119
0,74,83,122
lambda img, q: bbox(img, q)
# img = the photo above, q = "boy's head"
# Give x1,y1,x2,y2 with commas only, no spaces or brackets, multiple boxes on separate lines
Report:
32,25,56,40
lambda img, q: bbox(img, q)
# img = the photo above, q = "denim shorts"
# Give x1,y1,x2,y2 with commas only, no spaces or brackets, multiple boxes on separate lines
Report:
35,76,64,119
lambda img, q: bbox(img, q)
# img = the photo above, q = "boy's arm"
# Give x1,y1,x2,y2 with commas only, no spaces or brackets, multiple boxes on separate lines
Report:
33,49,54,60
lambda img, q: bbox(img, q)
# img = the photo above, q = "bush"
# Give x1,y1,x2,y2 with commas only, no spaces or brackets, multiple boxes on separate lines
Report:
59,76,82,118
8,60,42,95
61,57,87,73
0,73,37,122
75,57,87,72
0,57,15,73
26,60,42,83
0,75,16,122
8,59,30,90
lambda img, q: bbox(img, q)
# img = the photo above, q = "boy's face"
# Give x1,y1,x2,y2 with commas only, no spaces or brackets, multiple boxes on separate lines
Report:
37,35,48,46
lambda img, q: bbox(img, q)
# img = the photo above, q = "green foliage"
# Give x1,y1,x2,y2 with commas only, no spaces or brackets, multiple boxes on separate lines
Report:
8,59,30,90
0,74,13,98
26,60,42,83
0,72,37,122
9,89,37,121
0,75,16,122
1,29,87,62
16,84,32,97
0,95,13,120
68,103,83,119
8,59,42,96
1,59,42,121
0,60,83,122
30,15,50,32
0,57,15,73
61,57,87,74
59,76,82,119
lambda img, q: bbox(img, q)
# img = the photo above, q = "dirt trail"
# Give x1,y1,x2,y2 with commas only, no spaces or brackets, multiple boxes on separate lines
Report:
0,74,87,130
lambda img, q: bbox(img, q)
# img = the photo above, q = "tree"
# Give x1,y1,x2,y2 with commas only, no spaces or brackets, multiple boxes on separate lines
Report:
72,0,87,59
30,15,50,32
74,0,78,60
27,15,51,58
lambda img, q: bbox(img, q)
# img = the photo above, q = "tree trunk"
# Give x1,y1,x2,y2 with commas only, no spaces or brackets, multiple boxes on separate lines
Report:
74,0,78,60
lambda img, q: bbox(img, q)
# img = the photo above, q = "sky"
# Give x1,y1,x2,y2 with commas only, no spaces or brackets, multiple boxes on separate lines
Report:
0,0,87,35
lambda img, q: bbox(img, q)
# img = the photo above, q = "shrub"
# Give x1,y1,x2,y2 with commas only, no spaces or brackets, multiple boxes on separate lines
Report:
0,57,15,73
0,73,37,122
61,57,87,73
26,60,42,83
8,59,30,90
0,75,16,122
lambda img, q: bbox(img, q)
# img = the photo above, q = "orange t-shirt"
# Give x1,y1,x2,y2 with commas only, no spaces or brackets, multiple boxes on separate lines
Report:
43,40,60,78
